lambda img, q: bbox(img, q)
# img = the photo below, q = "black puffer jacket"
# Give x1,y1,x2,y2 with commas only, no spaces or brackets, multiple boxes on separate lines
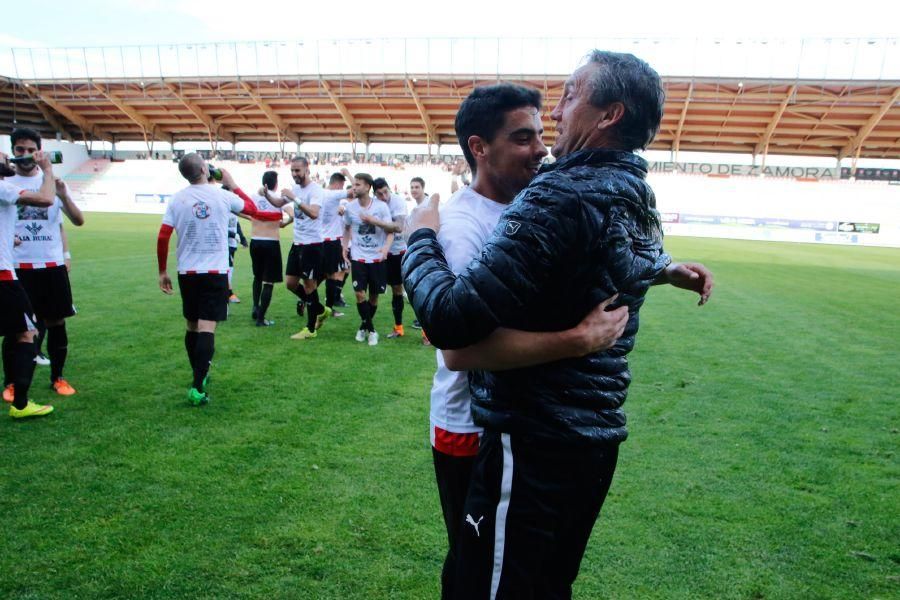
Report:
403,149,670,446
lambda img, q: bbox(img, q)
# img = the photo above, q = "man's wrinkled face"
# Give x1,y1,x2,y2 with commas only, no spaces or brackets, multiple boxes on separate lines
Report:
374,186,391,202
291,161,309,184
12,138,39,174
483,105,548,198
410,181,425,202
549,63,606,158
353,178,371,199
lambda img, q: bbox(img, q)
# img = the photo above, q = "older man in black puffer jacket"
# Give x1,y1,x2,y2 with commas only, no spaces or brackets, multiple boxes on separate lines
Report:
403,51,713,599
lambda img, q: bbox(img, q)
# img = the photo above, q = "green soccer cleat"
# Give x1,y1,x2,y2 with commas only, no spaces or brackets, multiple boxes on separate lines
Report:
290,327,317,340
187,387,209,406
315,306,332,330
9,401,54,419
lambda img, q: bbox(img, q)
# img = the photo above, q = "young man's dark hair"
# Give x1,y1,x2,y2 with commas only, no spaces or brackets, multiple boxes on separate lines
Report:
372,177,389,192
10,127,42,151
262,170,278,191
291,155,309,167
454,83,542,175
329,172,346,186
584,50,665,151
410,176,425,188
355,173,374,189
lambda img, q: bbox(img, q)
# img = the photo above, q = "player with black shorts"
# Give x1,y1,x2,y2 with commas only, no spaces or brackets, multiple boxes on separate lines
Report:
341,173,394,346
0,150,58,418
247,170,289,326
4,128,85,399
372,178,407,338
157,155,262,405
281,157,336,340
319,171,353,317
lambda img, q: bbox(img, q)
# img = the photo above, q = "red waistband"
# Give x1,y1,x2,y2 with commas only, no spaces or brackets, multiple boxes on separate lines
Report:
181,270,223,275
16,262,60,270
0,270,16,281
432,426,481,457
324,236,342,242
389,250,406,256
354,258,383,264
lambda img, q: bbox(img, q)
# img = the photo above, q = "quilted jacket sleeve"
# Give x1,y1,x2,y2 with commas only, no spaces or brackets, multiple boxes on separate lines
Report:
402,177,581,349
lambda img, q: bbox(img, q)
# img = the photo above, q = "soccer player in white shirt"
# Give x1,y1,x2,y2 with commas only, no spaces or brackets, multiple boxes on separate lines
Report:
372,178,407,339
156,154,263,406
280,157,335,340
4,128,84,399
341,173,394,346
0,150,59,418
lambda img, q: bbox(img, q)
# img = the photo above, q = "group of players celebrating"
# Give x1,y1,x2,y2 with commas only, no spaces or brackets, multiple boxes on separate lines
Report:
156,153,434,406
0,128,84,419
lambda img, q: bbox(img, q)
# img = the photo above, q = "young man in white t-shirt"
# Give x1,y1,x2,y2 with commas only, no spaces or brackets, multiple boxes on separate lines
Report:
280,156,335,339
156,154,262,406
341,173,394,346
3,128,84,400
319,171,353,320
408,176,428,337
0,150,59,418
411,84,633,598
372,178,407,339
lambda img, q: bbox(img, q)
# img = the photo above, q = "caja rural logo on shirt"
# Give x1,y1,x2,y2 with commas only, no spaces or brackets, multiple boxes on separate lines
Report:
193,201,211,219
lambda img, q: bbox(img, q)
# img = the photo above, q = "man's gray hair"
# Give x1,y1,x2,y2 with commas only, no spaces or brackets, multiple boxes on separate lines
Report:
585,50,665,151
178,153,205,183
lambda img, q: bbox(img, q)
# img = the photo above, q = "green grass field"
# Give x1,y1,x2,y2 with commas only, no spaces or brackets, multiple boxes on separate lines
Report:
1,213,897,599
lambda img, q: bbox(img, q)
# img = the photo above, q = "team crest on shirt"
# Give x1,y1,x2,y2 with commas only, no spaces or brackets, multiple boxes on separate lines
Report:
18,205,49,220
193,201,211,219
258,199,271,211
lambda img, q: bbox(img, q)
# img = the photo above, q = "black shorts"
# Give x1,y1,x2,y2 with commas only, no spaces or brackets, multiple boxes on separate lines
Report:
250,239,283,283
0,280,38,337
178,273,229,322
16,265,76,321
286,243,323,281
351,260,387,296
228,246,236,267
386,252,405,287
322,239,346,275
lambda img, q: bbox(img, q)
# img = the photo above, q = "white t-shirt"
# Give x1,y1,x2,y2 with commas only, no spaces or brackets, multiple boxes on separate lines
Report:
343,197,393,263
320,189,349,240
228,213,239,249
0,181,26,275
7,173,66,268
291,181,324,245
386,193,408,255
162,184,245,274
430,186,508,436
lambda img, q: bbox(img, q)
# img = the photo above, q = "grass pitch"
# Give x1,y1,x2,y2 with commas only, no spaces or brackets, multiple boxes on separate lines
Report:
1,213,897,599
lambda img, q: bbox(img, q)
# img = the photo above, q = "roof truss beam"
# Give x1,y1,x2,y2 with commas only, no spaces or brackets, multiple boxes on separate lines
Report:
838,87,900,160
406,79,437,145
31,86,113,142
320,80,367,144
237,80,300,143
754,84,797,155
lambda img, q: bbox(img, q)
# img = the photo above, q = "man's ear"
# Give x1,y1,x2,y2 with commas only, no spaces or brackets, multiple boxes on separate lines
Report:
467,135,486,162
596,102,626,132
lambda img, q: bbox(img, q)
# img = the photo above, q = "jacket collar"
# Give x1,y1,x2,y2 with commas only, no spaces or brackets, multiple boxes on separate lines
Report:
543,148,648,178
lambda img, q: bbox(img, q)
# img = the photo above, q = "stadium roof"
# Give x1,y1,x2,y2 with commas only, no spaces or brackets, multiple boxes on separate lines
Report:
2,74,898,160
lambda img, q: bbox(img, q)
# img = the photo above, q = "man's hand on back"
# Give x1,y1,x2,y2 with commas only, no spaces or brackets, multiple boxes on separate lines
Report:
570,295,629,356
